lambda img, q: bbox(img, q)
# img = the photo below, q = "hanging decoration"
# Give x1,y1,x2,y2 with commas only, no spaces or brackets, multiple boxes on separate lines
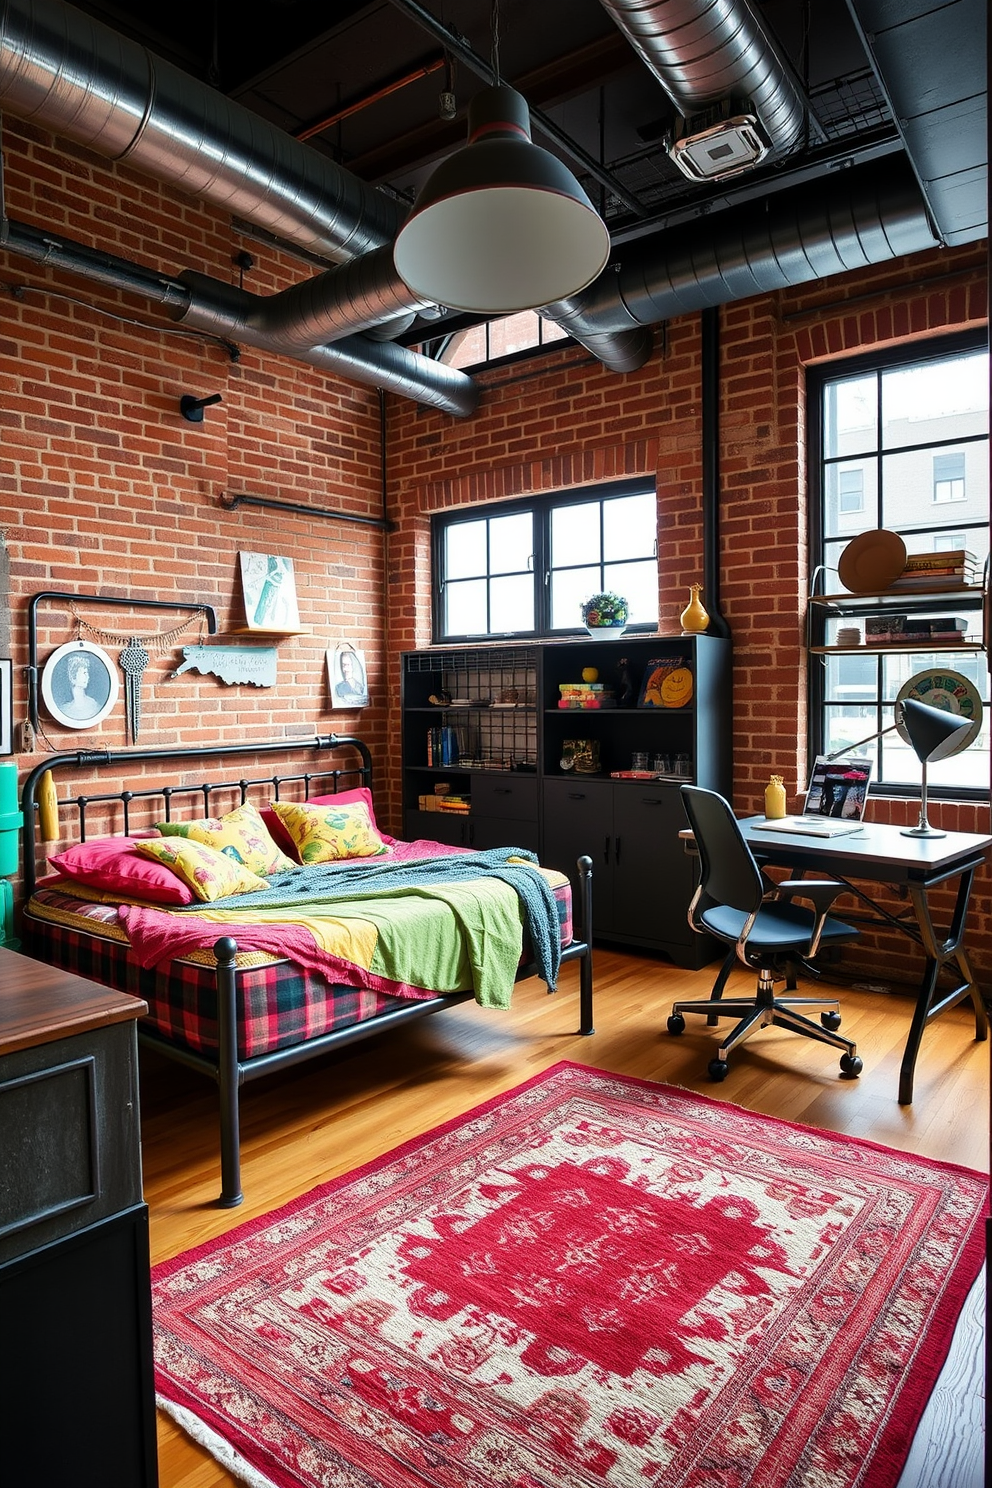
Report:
63,604,206,742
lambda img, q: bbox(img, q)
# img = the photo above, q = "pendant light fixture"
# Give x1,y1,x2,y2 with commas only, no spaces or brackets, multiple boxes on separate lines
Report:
393,4,609,314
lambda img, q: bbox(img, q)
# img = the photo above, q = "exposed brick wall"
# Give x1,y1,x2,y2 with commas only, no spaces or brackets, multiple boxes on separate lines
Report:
1,120,389,836
2,115,989,990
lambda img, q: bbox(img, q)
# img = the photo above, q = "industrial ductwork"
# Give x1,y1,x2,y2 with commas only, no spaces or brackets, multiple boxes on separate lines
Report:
542,157,938,338
598,0,811,175
2,217,479,417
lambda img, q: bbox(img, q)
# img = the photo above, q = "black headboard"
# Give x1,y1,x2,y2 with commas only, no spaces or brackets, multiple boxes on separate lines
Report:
20,734,373,898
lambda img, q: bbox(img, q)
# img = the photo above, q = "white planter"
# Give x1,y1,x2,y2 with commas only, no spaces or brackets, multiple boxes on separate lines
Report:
584,624,627,640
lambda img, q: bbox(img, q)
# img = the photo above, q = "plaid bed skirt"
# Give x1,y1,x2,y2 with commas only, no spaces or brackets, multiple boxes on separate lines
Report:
23,879,573,1062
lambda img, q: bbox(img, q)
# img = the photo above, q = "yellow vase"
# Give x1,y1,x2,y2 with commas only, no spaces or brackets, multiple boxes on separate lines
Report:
764,775,787,820
679,584,709,635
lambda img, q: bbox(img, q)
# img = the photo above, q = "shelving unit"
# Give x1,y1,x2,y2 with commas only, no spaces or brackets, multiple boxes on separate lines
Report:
807,565,988,656
401,636,731,965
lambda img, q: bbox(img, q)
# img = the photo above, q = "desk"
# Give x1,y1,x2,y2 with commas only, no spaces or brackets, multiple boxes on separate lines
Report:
738,818,992,1104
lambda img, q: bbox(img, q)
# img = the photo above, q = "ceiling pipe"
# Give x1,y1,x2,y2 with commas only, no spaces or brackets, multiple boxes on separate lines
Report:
1,218,479,417
541,157,938,339
0,0,401,263
0,0,644,381
597,0,814,158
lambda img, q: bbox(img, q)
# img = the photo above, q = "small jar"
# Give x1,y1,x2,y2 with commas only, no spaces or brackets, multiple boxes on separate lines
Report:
764,775,787,819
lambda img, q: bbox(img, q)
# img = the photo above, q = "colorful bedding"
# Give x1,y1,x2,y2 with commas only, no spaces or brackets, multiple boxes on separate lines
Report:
26,840,574,1059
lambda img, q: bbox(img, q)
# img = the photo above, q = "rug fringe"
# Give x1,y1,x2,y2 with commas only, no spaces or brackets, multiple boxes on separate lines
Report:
157,1395,279,1488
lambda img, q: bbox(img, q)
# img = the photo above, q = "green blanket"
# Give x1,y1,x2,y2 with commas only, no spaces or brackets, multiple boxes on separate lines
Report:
178,848,561,1009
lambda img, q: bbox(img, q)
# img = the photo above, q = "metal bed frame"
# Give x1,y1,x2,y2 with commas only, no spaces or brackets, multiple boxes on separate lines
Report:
20,738,594,1207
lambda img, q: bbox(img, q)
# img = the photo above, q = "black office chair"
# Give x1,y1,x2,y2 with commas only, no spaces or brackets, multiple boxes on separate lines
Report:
669,786,864,1081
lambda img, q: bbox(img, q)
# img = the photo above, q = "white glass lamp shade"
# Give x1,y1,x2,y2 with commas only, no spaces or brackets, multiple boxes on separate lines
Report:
392,85,610,314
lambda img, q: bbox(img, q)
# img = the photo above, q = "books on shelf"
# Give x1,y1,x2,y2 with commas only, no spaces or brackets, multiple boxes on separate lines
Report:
426,726,460,766
558,681,616,709
890,550,979,588
864,615,969,644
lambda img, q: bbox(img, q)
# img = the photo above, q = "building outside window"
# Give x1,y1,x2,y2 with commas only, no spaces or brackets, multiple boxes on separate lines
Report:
432,480,658,641
809,331,989,797
932,450,966,502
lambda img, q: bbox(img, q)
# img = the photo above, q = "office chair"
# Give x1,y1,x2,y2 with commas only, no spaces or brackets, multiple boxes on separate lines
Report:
669,786,863,1081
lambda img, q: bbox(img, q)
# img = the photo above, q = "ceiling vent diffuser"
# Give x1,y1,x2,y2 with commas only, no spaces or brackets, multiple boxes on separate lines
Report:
667,100,771,183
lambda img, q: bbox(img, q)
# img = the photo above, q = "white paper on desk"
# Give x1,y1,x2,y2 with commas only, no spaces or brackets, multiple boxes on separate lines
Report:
752,818,865,838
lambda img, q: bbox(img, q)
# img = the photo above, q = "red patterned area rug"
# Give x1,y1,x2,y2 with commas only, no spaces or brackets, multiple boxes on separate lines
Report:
153,1063,987,1488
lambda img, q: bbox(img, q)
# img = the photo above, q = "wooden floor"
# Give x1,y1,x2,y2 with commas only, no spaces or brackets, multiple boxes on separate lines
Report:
141,948,990,1487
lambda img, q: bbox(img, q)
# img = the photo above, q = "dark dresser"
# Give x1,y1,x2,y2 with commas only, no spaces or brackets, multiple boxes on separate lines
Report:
0,946,158,1487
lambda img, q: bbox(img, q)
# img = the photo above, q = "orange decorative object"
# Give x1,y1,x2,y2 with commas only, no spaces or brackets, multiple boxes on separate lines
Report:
679,584,709,635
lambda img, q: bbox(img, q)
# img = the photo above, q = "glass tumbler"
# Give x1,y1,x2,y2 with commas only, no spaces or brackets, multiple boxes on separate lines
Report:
632,752,649,771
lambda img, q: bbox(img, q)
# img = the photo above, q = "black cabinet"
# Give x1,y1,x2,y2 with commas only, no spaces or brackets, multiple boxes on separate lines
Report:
0,950,157,1487
401,635,731,964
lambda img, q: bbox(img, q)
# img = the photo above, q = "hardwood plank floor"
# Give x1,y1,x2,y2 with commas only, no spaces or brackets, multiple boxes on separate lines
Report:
141,949,990,1487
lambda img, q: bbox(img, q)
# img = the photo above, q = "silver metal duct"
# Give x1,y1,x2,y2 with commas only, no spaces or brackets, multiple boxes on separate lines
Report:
0,0,402,262
0,0,647,379
2,217,479,417
542,159,938,337
597,0,808,157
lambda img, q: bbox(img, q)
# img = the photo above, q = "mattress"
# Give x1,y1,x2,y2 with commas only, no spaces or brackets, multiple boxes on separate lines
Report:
26,864,574,1062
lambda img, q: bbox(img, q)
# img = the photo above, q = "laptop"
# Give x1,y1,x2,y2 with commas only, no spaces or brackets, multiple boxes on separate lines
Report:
752,756,872,837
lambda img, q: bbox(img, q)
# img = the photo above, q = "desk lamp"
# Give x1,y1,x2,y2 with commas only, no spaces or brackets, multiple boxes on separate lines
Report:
827,696,974,839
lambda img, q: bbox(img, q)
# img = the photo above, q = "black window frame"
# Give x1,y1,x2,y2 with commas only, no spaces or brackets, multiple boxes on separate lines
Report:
807,327,990,802
431,477,658,643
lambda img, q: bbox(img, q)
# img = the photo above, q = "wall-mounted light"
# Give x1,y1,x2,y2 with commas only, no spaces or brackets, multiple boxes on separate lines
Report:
180,393,224,422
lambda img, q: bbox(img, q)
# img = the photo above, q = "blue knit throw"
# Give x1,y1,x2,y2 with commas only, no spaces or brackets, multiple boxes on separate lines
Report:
179,847,562,991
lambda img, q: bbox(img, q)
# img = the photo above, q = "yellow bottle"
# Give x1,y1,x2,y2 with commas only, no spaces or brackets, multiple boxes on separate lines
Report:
764,775,787,819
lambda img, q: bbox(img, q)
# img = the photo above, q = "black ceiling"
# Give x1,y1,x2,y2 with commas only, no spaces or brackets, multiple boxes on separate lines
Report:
59,0,984,235
33,0,987,356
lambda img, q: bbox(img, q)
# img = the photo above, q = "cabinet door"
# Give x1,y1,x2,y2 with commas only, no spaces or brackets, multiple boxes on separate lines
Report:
404,810,468,847
471,816,540,853
542,778,613,934
611,785,698,953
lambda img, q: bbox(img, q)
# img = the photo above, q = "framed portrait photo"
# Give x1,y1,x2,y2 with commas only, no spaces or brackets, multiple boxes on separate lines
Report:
41,640,119,730
327,643,369,709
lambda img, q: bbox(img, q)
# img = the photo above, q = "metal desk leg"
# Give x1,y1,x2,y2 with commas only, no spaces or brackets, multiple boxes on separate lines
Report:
899,869,988,1105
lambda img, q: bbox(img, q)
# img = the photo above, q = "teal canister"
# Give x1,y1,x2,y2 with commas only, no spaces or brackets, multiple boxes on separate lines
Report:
0,760,23,878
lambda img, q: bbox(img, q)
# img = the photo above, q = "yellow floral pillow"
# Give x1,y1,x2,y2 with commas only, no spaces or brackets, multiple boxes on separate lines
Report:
268,798,390,865
136,838,269,902
156,800,295,878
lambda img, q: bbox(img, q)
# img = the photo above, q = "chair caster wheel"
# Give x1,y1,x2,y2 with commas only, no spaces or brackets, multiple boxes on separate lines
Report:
840,1053,863,1077
708,1059,729,1082
821,1010,842,1031
667,1014,686,1035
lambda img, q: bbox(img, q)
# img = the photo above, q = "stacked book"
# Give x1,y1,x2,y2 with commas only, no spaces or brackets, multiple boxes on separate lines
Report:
865,615,969,644
558,682,616,709
890,550,979,588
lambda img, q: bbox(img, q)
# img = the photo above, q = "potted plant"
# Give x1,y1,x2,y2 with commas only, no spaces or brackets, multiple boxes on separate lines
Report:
580,592,629,639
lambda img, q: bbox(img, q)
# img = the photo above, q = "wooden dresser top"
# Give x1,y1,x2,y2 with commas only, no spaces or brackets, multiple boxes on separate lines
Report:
0,945,146,1058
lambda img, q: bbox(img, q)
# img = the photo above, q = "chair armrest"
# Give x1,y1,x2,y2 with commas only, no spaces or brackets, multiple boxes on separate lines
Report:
774,878,848,956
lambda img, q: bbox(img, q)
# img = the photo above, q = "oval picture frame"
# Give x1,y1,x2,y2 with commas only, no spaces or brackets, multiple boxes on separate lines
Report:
41,640,119,730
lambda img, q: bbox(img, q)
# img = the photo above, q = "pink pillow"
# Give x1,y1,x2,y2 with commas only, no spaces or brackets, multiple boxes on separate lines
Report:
49,836,196,906
262,787,392,860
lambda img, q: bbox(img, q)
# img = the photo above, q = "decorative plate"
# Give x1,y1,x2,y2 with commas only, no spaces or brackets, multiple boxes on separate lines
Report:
895,669,984,752
837,529,907,593
41,639,119,730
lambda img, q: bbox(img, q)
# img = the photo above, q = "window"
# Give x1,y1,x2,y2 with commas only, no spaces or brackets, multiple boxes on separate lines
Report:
433,480,658,641
809,332,989,797
838,468,865,513
933,451,966,502
438,312,568,371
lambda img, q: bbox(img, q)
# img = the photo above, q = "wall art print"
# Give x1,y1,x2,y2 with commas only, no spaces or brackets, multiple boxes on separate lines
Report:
41,640,119,729
239,551,301,632
328,643,369,709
